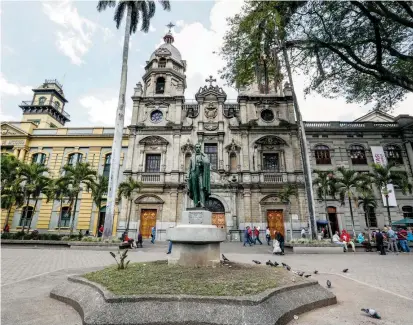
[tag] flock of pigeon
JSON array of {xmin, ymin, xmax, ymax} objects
[{"xmin": 220, "ymin": 254, "xmax": 381, "ymax": 320}]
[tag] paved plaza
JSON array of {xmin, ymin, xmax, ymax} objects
[{"xmin": 1, "ymin": 243, "xmax": 412, "ymax": 325}]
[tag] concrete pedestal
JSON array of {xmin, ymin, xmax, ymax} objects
[{"xmin": 166, "ymin": 209, "xmax": 226, "ymax": 267}]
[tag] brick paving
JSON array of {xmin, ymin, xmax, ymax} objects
[{"xmin": 1, "ymin": 243, "xmax": 412, "ymax": 325}]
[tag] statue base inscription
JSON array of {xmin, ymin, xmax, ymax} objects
[{"xmin": 166, "ymin": 209, "xmax": 226, "ymax": 267}]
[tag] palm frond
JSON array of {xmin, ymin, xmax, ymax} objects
[
  {"xmin": 139, "ymin": 1, "xmax": 150, "ymax": 32},
  {"xmin": 97, "ymin": 0, "xmax": 116, "ymax": 12},
  {"xmin": 114, "ymin": 1, "xmax": 127, "ymax": 29}
]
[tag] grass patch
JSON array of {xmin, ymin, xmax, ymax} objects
[{"xmin": 83, "ymin": 260, "xmax": 295, "ymax": 296}]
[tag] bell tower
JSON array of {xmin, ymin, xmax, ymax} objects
[
  {"xmin": 19, "ymin": 79, "xmax": 70, "ymax": 128},
  {"xmin": 142, "ymin": 23, "xmax": 187, "ymax": 97}
]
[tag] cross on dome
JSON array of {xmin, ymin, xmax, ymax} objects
[
  {"xmin": 166, "ymin": 22, "xmax": 175, "ymax": 31},
  {"xmin": 205, "ymin": 75, "xmax": 216, "ymax": 87}
]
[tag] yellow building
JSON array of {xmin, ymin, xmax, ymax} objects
[{"xmin": 1, "ymin": 79, "xmax": 129, "ymax": 235}]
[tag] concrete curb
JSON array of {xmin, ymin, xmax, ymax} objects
[{"xmin": 50, "ymin": 274, "xmax": 336, "ymax": 325}]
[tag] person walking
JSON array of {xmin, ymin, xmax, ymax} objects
[
  {"xmin": 272, "ymin": 231, "xmax": 282, "ymax": 255},
  {"xmin": 375, "ymin": 230, "xmax": 386, "ymax": 255},
  {"xmin": 276, "ymin": 231, "xmax": 285, "ymax": 255},
  {"xmin": 265, "ymin": 227, "xmax": 271, "ymax": 245},
  {"xmin": 247, "ymin": 226, "xmax": 254, "ymax": 245},
  {"xmin": 243, "ymin": 226, "xmax": 252, "ymax": 247},
  {"xmin": 151, "ymin": 226, "xmax": 156, "ymax": 244},
  {"xmin": 254, "ymin": 226, "xmax": 263, "ymax": 245},
  {"xmin": 387, "ymin": 227, "xmax": 399, "ymax": 253},
  {"xmin": 137, "ymin": 232, "xmax": 143, "ymax": 248}
]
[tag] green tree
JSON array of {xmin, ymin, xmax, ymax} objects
[
  {"xmin": 278, "ymin": 184, "xmax": 298, "ymax": 241},
  {"xmin": 18, "ymin": 162, "xmax": 50, "ymax": 233},
  {"xmin": 60, "ymin": 162, "xmax": 96, "ymax": 235},
  {"xmin": 313, "ymin": 170, "xmax": 337, "ymax": 242},
  {"xmin": 97, "ymin": 0, "xmax": 171, "ymax": 239},
  {"xmin": 357, "ymin": 187, "xmax": 377, "ymax": 242},
  {"xmin": 44, "ymin": 177, "xmax": 74, "ymax": 234},
  {"xmin": 334, "ymin": 166, "xmax": 366, "ymax": 237},
  {"xmin": 220, "ymin": 1, "xmax": 413, "ymax": 110},
  {"xmin": 89, "ymin": 175, "xmax": 109, "ymax": 235},
  {"xmin": 117, "ymin": 176, "xmax": 142, "ymax": 233},
  {"xmin": 369, "ymin": 162, "xmax": 412, "ymax": 226}
]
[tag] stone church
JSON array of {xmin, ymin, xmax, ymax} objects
[
  {"xmin": 120, "ymin": 30, "xmax": 308, "ymax": 240},
  {"xmin": 2, "ymin": 29, "xmax": 412, "ymax": 240}
]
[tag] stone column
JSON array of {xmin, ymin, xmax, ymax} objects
[
  {"xmin": 18, "ymin": 148, "xmax": 27, "ymax": 161},
  {"xmin": 161, "ymin": 148, "xmax": 167, "ymax": 172},
  {"xmin": 218, "ymin": 140, "xmax": 224, "ymax": 170},
  {"xmin": 125, "ymin": 133, "xmax": 136, "ymax": 171},
  {"xmin": 405, "ymin": 141, "xmax": 413, "ymax": 176},
  {"xmin": 241, "ymin": 132, "xmax": 249, "ymax": 171},
  {"xmin": 175, "ymin": 100, "xmax": 182, "ymax": 124},
  {"xmin": 13, "ymin": 148, "xmax": 20, "ymax": 158},
  {"xmin": 239, "ymin": 100, "xmax": 247, "ymax": 124},
  {"xmin": 138, "ymin": 145, "xmax": 145, "ymax": 172},
  {"xmin": 172, "ymin": 133, "xmax": 180, "ymax": 171},
  {"xmin": 243, "ymin": 189, "xmax": 252, "ymax": 228}
]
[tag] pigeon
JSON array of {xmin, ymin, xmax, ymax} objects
[
  {"xmin": 361, "ymin": 308, "xmax": 381, "ymax": 319},
  {"xmin": 281, "ymin": 262, "xmax": 287, "ymax": 267},
  {"xmin": 304, "ymin": 274, "xmax": 311, "ymax": 278},
  {"xmin": 343, "ymin": 268, "xmax": 349, "ymax": 273},
  {"xmin": 326, "ymin": 280, "xmax": 331, "ymax": 288},
  {"xmin": 273, "ymin": 261, "xmax": 279, "ymax": 267},
  {"xmin": 222, "ymin": 254, "xmax": 230, "ymax": 262},
  {"xmin": 286, "ymin": 265, "xmax": 291, "ymax": 271},
  {"xmin": 314, "ymin": 270, "xmax": 318, "ymax": 274},
  {"xmin": 298, "ymin": 271, "xmax": 304, "ymax": 277},
  {"xmin": 266, "ymin": 260, "xmax": 275, "ymax": 266},
  {"xmin": 252, "ymin": 260, "xmax": 261, "ymax": 264}
]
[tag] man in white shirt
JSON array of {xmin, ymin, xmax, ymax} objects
[{"xmin": 332, "ymin": 231, "xmax": 347, "ymax": 251}]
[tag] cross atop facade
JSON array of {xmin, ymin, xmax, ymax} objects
[
  {"xmin": 166, "ymin": 22, "xmax": 175, "ymax": 31},
  {"xmin": 205, "ymin": 75, "xmax": 216, "ymax": 87}
]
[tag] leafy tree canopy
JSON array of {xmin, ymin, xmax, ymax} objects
[{"xmin": 219, "ymin": 1, "xmax": 413, "ymax": 110}]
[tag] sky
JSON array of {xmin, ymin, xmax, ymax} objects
[{"xmin": 1, "ymin": 0, "xmax": 412, "ymax": 127}]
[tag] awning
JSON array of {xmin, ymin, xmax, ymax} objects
[
  {"xmin": 316, "ymin": 220, "xmax": 329, "ymax": 225},
  {"xmin": 392, "ymin": 218, "xmax": 413, "ymax": 226}
]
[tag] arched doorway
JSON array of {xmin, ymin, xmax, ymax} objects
[
  {"xmin": 327, "ymin": 206, "xmax": 339, "ymax": 235},
  {"xmin": 205, "ymin": 198, "xmax": 225, "ymax": 229}
]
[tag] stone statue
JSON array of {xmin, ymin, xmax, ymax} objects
[{"xmin": 187, "ymin": 143, "xmax": 211, "ymax": 207}]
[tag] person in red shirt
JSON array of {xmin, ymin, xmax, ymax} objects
[
  {"xmin": 253, "ymin": 226, "xmax": 263, "ymax": 245},
  {"xmin": 340, "ymin": 229, "xmax": 356, "ymax": 252},
  {"xmin": 98, "ymin": 225, "xmax": 104, "ymax": 237},
  {"xmin": 398, "ymin": 228, "xmax": 410, "ymax": 252}
]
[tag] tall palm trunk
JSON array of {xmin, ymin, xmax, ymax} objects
[
  {"xmin": 4, "ymin": 206, "xmax": 12, "ymax": 230},
  {"xmin": 385, "ymin": 194, "xmax": 392, "ymax": 226},
  {"xmin": 27, "ymin": 196, "xmax": 39, "ymax": 233},
  {"xmin": 95, "ymin": 202, "xmax": 102, "ymax": 236},
  {"xmin": 287, "ymin": 202, "xmax": 293, "ymax": 241},
  {"xmin": 324, "ymin": 196, "xmax": 333, "ymax": 243},
  {"xmin": 103, "ymin": 5, "xmax": 132, "ymax": 239},
  {"xmin": 125, "ymin": 199, "xmax": 133, "ymax": 233},
  {"xmin": 348, "ymin": 196, "xmax": 356, "ymax": 237},
  {"xmin": 21, "ymin": 195, "xmax": 30, "ymax": 233},
  {"xmin": 69, "ymin": 193, "xmax": 79, "ymax": 235},
  {"xmin": 365, "ymin": 208, "xmax": 371, "ymax": 243},
  {"xmin": 280, "ymin": 39, "xmax": 317, "ymax": 239},
  {"xmin": 57, "ymin": 198, "xmax": 63, "ymax": 235}
]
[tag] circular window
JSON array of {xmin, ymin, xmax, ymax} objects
[
  {"xmin": 150, "ymin": 110, "xmax": 163, "ymax": 123},
  {"xmin": 261, "ymin": 109, "xmax": 274, "ymax": 122}
]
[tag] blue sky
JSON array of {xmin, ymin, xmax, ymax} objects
[{"xmin": 1, "ymin": 0, "xmax": 412, "ymax": 127}]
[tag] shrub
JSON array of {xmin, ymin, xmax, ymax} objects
[
  {"xmin": 110, "ymin": 250, "xmax": 130, "ymax": 270},
  {"xmin": 61, "ymin": 236, "xmax": 70, "ymax": 241},
  {"xmin": 1, "ymin": 233, "xmax": 14, "ymax": 239}
]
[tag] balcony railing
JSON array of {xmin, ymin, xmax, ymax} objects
[
  {"xmin": 20, "ymin": 100, "xmax": 71, "ymax": 119},
  {"xmin": 304, "ymin": 121, "xmax": 399, "ymax": 129},
  {"xmin": 140, "ymin": 173, "xmax": 162, "ymax": 183},
  {"xmin": 262, "ymin": 173, "xmax": 285, "ymax": 183}
]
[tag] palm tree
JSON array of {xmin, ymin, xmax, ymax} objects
[
  {"xmin": 44, "ymin": 177, "xmax": 74, "ymax": 234},
  {"xmin": 370, "ymin": 163, "xmax": 412, "ymax": 226},
  {"xmin": 117, "ymin": 176, "xmax": 142, "ymax": 233},
  {"xmin": 96, "ymin": 0, "xmax": 171, "ymax": 239},
  {"xmin": 357, "ymin": 187, "xmax": 377, "ymax": 242},
  {"xmin": 89, "ymin": 175, "xmax": 109, "ymax": 235},
  {"xmin": 335, "ymin": 166, "xmax": 365, "ymax": 237},
  {"xmin": 278, "ymin": 184, "xmax": 298, "ymax": 241},
  {"xmin": 1, "ymin": 178, "xmax": 24, "ymax": 230},
  {"xmin": 19, "ymin": 162, "xmax": 50, "ymax": 233},
  {"xmin": 60, "ymin": 162, "xmax": 96, "ymax": 235},
  {"xmin": 313, "ymin": 170, "xmax": 337, "ymax": 242}
]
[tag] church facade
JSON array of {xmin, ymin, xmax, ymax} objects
[{"xmin": 1, "ymin": 30, "xmax": 413, "ymax": 240}]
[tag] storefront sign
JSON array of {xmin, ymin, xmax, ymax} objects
[{"xmin": 1, "ymin": 139, "xmax": 25, "ymax": 146}]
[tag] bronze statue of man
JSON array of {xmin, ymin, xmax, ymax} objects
[{"xmin": 187, "ymin": 143, "xmax": 211, "ymax": 207}]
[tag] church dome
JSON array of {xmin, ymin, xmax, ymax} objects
[{"xmin": 149, "ymin": 29, "xmax": 183, "ymax": 65}]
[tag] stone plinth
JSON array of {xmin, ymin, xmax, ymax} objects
[{"xmin": 166, "ymin": 209, "xmax": 226, "ymax": 267}]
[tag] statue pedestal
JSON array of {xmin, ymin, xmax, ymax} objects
[{"xmin": 166, "ymin": 209, "xmax": 227, "ymax": 267}]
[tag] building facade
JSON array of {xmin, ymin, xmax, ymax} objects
[{"xmin": 2, "ymin": 31, "xmax": 413, "ymax": 239}]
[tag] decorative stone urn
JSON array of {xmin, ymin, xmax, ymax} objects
[{"xmin": 166, "ymin": 208, "xmax": 226, "ymax": 267}]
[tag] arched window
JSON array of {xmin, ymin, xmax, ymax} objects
[
  {"xmin": 32, "ymin": 153, "xmax": 47, "ymax": 165},
  {"xmin": 230, "ymin": 153, "xmax": 237, "ymax": 172},
  {"xmin": 364, "ymin": 207, "xmax": 377, "ymax": 228},
  {"xmin": 205, "ymin": 198, "xmax": 225, "ymax": 213},
  {"xmin": 155, "ymin": 77, "xmax": 165, "ymax": 94},
  {"xmin": 54, "ymin": 101, "xmax": 61, "ymax": 110},
  {"xmin": 349, "ymin": 145, "xmax": 367, "ymax": 165},
  {"xmin": 59, "ymin": 206, "xmax": 71, "ymax": 227},
  {"xmin": 314, "ymin": 145, "xmax": 331, "ymax": 164},
  {"xmin": 103, "ymin": 153, "xmax": 111, "ymax": 177},
  {"xmin": 38, "ymin": 96, "xmax": 46, "ymax": 105},
  {"xmin": 20, "ymin": 206, "xmax": 34, "ymax": 227},
  {"xmin": 184, "ymin": 153, "xmax": 191, "ymax": 172},
  {"xmin": 68, "ymin": 153, "xmax": 83, "ymax": 166},
  {"xmin": 384, "ymin": 145, "xmax": 403, "ymax": 164},
  {"xmin": 158, "ymin": 58, "xmax": 166, "ymax": 68},
  {"xmin": 402, "ymin": 206, "xmax": 413, "ymax": 219}
]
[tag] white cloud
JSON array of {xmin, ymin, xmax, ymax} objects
[
  {"xmin": 149, "ymin": 25, "xmax": 156, "ymax": 32},
  {"xmin": 0, "ymin": 113, "xmax": 18, "ymax": 122},
  {"xmin": 166, "ymin": 0, "xmax": 411, "ymax": 121},
  {"xmin": 0, "ymin": 74, "xmax": 32, "ymax": 97},
  {"xmin": 79, "ymin": 95, "xmax": 132, "ymax": 126},
  {"xmin": 42, "ymin": 1, "xmax": 97, "ymax": 65}
]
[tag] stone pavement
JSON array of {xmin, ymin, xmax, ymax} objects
[{"xmin": 1, "ymin": 243, "xmax": 412, "ymax": 325}]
